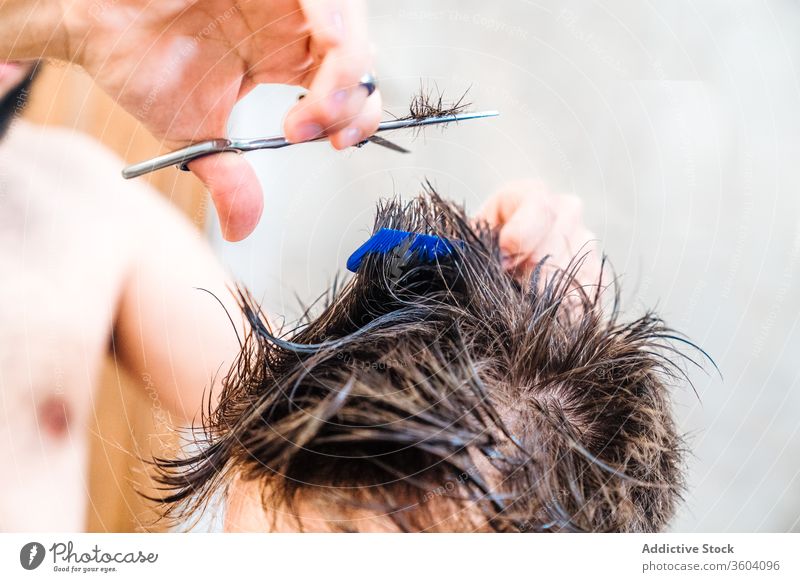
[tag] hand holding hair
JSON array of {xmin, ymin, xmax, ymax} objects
[
  {"xmin": 0, "ymin": 0, "xmax": 381, "ymax": 241},
  {"xmin": 479, "ymin": 180, "xmax": 601, "ymax": 287}
]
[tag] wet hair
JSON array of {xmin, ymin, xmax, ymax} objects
[
  {"xmin": 0, "ymin": 64, "xmax": 38, "ymax": 139},
  {"xmin": 401, "ymin": 85, "xmax": 470, "ymax": 121},
  {"xmin": 153, "ymin": 186, "xmax": 703, "ymax": 532}
]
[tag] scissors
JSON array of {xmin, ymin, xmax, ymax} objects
[{"xmin": 121, "ymin": 110, "xmax": 499, "ymax": 179}]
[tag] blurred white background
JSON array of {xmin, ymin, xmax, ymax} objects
[{"xmin": 207, "ymin": 0, "xmax": 800, "ymax": 532}]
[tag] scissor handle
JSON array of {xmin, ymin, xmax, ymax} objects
[{"xmin": 121, "ymin": 139, "xmax": 235, "ymax": 179}]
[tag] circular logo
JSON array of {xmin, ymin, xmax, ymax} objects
[{"xmin": 19, "ymin": 542, "xmax": 46, "ymax": 570}]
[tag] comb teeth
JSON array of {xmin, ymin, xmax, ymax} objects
[{"xmin": 346, "ymin": 228, "xmax": 457, "ymax": 273}]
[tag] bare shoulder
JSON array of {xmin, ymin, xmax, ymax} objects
[{"xmin": 5, "ymin": 121, "xmax": 206, "ymax": 247}]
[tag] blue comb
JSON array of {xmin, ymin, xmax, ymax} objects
[{"xmin": 346, "ymin": 228, "xmax": 459, "ymax": 273}]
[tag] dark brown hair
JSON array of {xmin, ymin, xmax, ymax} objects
[
  {"xmin": 0, "ymin": 63, "xmax": 39, "ymax": 139},
  {"xmin": 154, "ymin": 186, "xmax": 702, "ymax": 532}
]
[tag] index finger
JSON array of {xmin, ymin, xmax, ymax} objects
[
  {"xmin": 299, "ymin": 0, "xmax": 368, "ymax": 49},
  {"xmin": 285, "ymin": 0, "xmax": 374, "ymax": 143}
]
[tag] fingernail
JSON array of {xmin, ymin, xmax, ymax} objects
[
  {"xmin": 343, "ymin": 127, "xmax": 362, "ymax": 147},
  {"xmin": 331, "ymin": 11, "xmax": 345, "ymax": 39},
  {"xmin": 293, "ymin": 122, "xmax": 323, "ymax": 142}
]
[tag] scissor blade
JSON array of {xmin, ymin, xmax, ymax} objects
[
  {"xmin": 367, "ymin": 134, "xmax": 411, "ymax": 154},
  {"xmin": 375, "ymin": 110, "xmax": 500, "ymax": 134}
]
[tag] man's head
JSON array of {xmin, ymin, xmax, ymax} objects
[
  {"xmin": 0, "ymin": 61, "xmax": 37, "ymax": 139},
  {"xmin": 156, "ymin": 189, "xmax": 696, "ymax": 532}
]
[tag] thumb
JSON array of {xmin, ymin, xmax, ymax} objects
[{"xmin": 187, "ymin": 152, "xmax": 264, "ymax": 242}]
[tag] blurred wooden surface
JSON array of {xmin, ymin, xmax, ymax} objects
[
  {"xmin": 24, "ymin": 63, "xmax": 208, "ymax": 228},
  {"xmin": 85, "ymin": 360, "xmax": 177, "ymax": 532},
  {"xmin": 24, "ymin": 63, "xmax": 208, "ymax": 532}
]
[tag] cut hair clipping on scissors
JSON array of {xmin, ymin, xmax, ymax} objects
[{"xmin": 121, "ymin": 85, "xmax": 497, "ymax": 179}]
